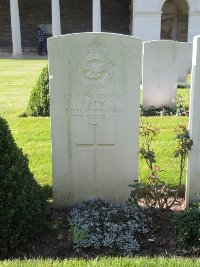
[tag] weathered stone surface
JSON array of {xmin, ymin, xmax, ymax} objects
[
  {"xmin": 48, "ymin": 33, "xmax": 141, "ymax": 207},
  {"xmin": 187, "ymin": 42, "xmax": 193, "ymax": 74},
  {"xmin": 178, "ymin": 42, "xmax": 192, "ymax": 82},
  {"xmin": 186, "ymin": 35, "xmax": 200, "ymax": 205},
  {"xmin": 142, "ymin": 40, "xmax": 179, "ymax": 108}
]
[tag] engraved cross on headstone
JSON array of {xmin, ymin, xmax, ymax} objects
[
  {"xmin": 153, "ymin": 46, "xmax": 169, "ymax": 89},
  {"xmin": 153, "ymin": 61, "xmax": 168, "ymax": 89},
  {"xmin": 76, "ymin": 124, "xmax": 115, "ymax": 150},
  {"xmin": 76, "ymin": 123, "xmax": 115, "ymax": 188}
]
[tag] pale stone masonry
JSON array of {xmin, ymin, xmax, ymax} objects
[
  {"xmin": 178, "ymin": 42, "xmax": 191, "ymax": 82},
  {"xmin": 93, "ymin": 0, "xmax": 101, "ymax": 32},
  {"xmin": 48, "ymin": 33, "xmax": 141, "ymax": 207},
  {"xmin": 10, "ymin": 0, "xmax": 22, "ymax": 56},
  {"xmin": 186, "ymin": 35, "xmax": 200, "ymax": 206},
  {"xmin": 0, "ymin": 0, "xmax": 130, "ymax": 55},
  {"xmin": 52, "ymin": 0, "xmax": 61, "ymax": 37},
  {"xmin": 3, "ymin": 1, "xmax": 200, "ymax": 56}
]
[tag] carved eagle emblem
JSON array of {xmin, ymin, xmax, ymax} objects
[{"xmin": 76, "ymin": 41, "xmax": 115, "ymax": 87}]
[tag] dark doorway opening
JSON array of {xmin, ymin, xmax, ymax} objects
[{"xmin": 161, "ymin": 0, "xmax": 189, "ymax": 42}]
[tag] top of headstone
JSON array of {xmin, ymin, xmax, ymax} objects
[
  {"xmin": 48, "ymin": 32, "xmax": 141, "ymax": 43},
  {"xmin": 144, "ymin": 40, "xmax": 180, "ymax": 44}
]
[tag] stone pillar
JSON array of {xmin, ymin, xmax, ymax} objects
[
  {"xmin": 10, "ymin": 0, "xmax": 22, "ymax": 56},
  {"xmin": 93, "ymin": 0, "xmax": 101, "ymax": 32},
  {"xmin": 186, "ymin": 35, "xmax": 200, "ymax": 207},
  {"xmin": 130, "ymin": 0, "xmax": 134, "ymax": 35},
  {"xmin": 52, "ymin": 0, "xmax": 61, "ymax": 36},
  {"xmin": 188, "ymin": 11, "xmax": 200, "ymax": 42}
]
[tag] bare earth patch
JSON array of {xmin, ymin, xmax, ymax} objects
[{"xmin": 6, "ymin": 199, "xmax": 200, "ymax": 260}]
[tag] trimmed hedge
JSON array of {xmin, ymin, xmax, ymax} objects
[
  {"xmin": 0, "ymin": 116, "xmax": 46, "ymax": 255},
  {"xmin": 26, "ymin": 65, "xmax": 49, "ymax": 116},
  {"xmin": 172, "ymin": 203, "xmax": 200, "ymax": 248}
]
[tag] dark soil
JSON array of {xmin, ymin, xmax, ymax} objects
[{"xmin": 6, "ymin": 198, "xmax": 200, "ymax": 260}]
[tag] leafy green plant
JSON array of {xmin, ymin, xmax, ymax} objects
[
  {"xmin": 0, "ymin": 116, "xmax": 46, "ymax": 255},
  {"xmin": 129, "ymin": 167, "xmax": 176, "ymax": 208},
  {"xmin": 129, "ymin": 123, "xmax": 176, "ymax": 208},
  {"xmin": 172, "ymin": 203, "xmax": 200, "ymax": 248},
  {"xmin": 177, "ymin": 80, "xmax": 191, "ymax": 89},
  {"xmin": 129, "ymin": 123, "xmax": 193, "ymax": 208},
  {"xmin": 139, "ymin": 123, "xmax": 159, "ymax": 172},
  {"xmin": 141, "ymin": 106, "xmax": 176, "ymax": 117},
  {"xmin": 26, "ymin": 65, "xmax": 49, "ymax": 116},
  {"xmin": 68, "ymin": 217, "xmax": 88, "ymax": 245},
  {"xmin": 174, "ymin": 125, "xmax": 193, "ymax": 192},
  {"xmin": 175, "ymin": 95, "xmax": 189, "ymax": 116}
]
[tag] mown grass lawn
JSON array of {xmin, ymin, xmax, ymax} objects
[
  {"xmin": 0, "ymin": 59, "xmax": 51, "ymax": 186},
  {"xmin": 140, "ymin": 115, "xmax": 189, "ymax": 186},
  {"xmin": 0, "ymin": 59, "xmax": 193, "ymax": 265},
  {"xmin": 0, "ymin": 59, "xmax": 190, "ymax": 187},
  {"xmin": 1, "ymin": 257, "xmax": 200, "ymax": 267}
]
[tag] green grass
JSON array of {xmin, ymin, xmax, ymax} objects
[
  {"xmin": 0, "ymin": 59, "xmax": 47, "ymax": 117},
  {"xmin": 178, "ymin": 88, "xmax": 190, "ymax": 103},
  {"xmin": 0, "ymin": 59, "xmax": 51, "ymax": 186},
  {"xmin": 0, "ymin": 59, "xmax": 190, "ymax": 188},
  {"xmin": 139, "ymin": 116, "xmax": 188, "ymax": 186},
  {"xmin": 0, "ymin": 61, "xmax": 194, "ymax": 266},
  {"xmin": 1, "ymin": 257, "xmax": 200, "ymax": 267}
]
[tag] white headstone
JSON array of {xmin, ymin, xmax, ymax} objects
[
  {"xmin": 187, "ymin": 42, "xmax": 193, "ymax": 74},
  {"xmin": 48, "ymin": 33, "xmax": 142, "ymax": 207},
  {"xmin": 178, "ymin": 42, "xmax": 191, "ymax": 82},
  {"xmin": 142, "ymin": 40, "xmax": 179, "ymax": 109},
  {"xmin": 186, "ymin": 36, "xmax": 200, "ymax": 206}
]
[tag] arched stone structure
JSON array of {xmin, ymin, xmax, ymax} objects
[
  {"xmin": 18, "ymin": 0, "xmax": 51, "ymax": 52},
  {"xmin": 3, "ymin": 0, "xmax": 200, "ymax": 55},
  {"xmin": 161, "ymin": 0, "xmax": 189, "ymax": 42}
]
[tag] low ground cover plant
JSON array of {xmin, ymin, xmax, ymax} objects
[
  {"xmin": 0, "ymin": 116, "xmax": 46, "ymax": 256},
  {"xmin": 178, "ymin": 75, "xmax": 191, "ymax": 89},
  {"xmin": 172, "ymin": 202, "xmax": 200, "ymax": 248},
  {"xmin": 69, "ymin": 198, "xmax": 152, "ymax": 256}
]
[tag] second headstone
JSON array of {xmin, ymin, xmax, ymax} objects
[{"xmin": 142, "ymin": 40, "xmax": 179, "ymax": 109}]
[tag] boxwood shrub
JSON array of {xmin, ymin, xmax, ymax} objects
[
  {"xmin": 172, "ymin": 203, "xmax": 200, "ymax": 248},
  {"xmin": 0, "ymin": 116, "xmax": 46, "ymax": 256},
  {"xmin": 26, "ymin": 65, "xmax": 49, "ymax": 116}
]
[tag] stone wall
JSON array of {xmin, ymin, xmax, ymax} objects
[
  {"xmin": 0, "ymin": 1, "xmax": 12, "ymax": 48},
  {"xmin": 19, "ymin": 0, "xmax": 51, "ymax": 49},
  {"xmin": 60, "ymin": 0, "xmax": 131, "ymax": 35},
  {"xmin": 60, "ymin": 0, "xmax": 92, "ymax": 34},
  {"xmin": 0, "ymin": 0, "xmax": 131, "ymax": 50},
  {"xmin": 102, "ymin": 0, "xmax": 131, "ymax": 35}
]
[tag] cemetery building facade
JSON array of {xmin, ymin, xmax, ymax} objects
[{"xmin": 1, "ymin": 0, "xmax": 200, "ymax": 56}]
